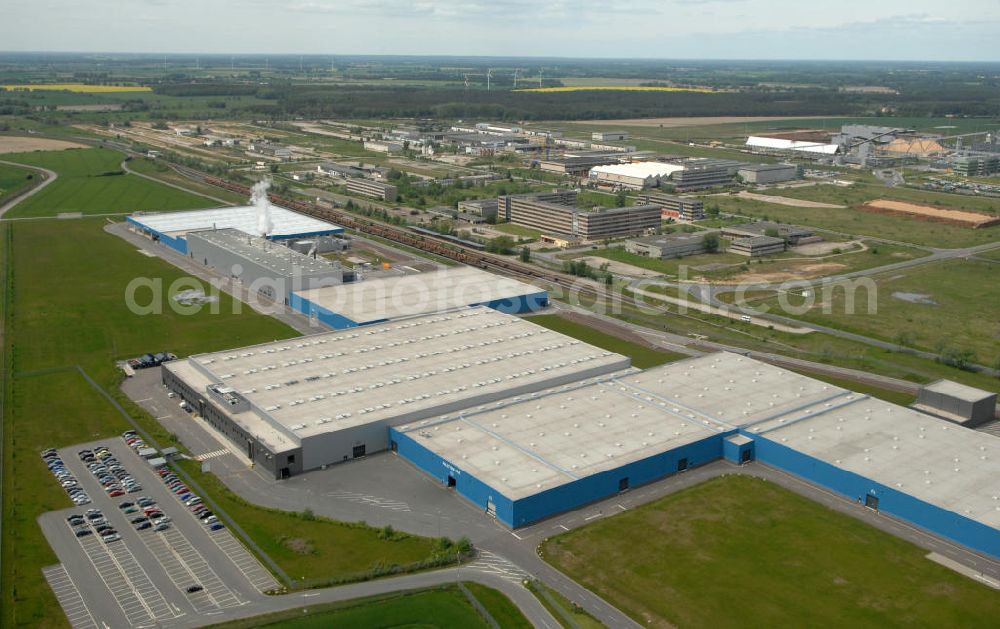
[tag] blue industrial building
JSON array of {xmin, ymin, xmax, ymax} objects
[
  {"xmin": 391, "ymin": 353, "xmax": 1000, "ymax": 560},
  {"xmin": 127, "ymin": 206, "xmax": 343, "ymax": 255},
  {"xmin": 290, "ymin": 266, "xmax": 548, "ymax": 330}
]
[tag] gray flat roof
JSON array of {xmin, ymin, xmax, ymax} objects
[
  {"xmin": 629, "ymin": 231, "xmax": 713, "ymax": 245},
  {"xmin": 400, "ymin": 353, "xmax": 845, "ymax": 499},
  {"xmin": 293, "ymin": 267, "xmax": 546, "ymax": 324},
  {"xmin": 755, "ymin": 396, "xmax": 1000, "ymax": 530},
  {"xmin": 399, "ymin": 373, "xmax": 724, "ymax": 500},
  {"xmin": 168, "ymin": 307, "xmax": 630, "ymax": 446},
  {"xmin": 922, "ymin": 380, "xmax": 997, "ymax": 403},
  {"xmin": 131, "ymin": 206, "xmax": 342, "ymax": 238},
  {"xmin": 738, "ymin": 163, "xmax": 797, "ymax": 172},
  {"xmin": 187, "ymin": 228, "xmax": 342, "ymax": 277}
]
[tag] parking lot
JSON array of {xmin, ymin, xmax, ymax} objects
[{"xmin": 38, "ymin": 438, "xmax": 279, "ymax": 628}]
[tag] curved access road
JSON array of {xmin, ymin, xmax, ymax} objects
[{"xmin": 0, "ymin": 159, "xmax": 57, "ymax": 218}]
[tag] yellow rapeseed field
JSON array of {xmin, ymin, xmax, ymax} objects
[
  {"xmin": 1, "ymin": 83, "xmax": 151, "ymax": 93},
  {"xmin": 514, "ymin": 86, "xmax": 715, "ymax": 94}
]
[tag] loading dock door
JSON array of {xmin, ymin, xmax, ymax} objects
[
  {"xmin": 618, "ymin": 477, "xmax": 630, "ymax": 492},
  {"xmin": 865, "ymin": 495, "xmax": 879, "ymax": 511},
  {"xmin": 741, "ymin": 449, "xmax": 753, "ymax": 464},
  {"xmin": 677, "ymin": 458, "xmax": 689, "ymax": 472},
  {"xmin": 352, "ymin": 444, "xmax": 366, "ymax": 459},
  {"xmin": 486, "ymin": 499, "xmax": 496, "ymax": 517},
  {"xmin": 447, "ymin": 475, "xmax": 456, "ymax": 488}
]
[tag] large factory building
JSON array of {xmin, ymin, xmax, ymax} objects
[
  {"xmin": 186, "ymin": 228, "xmax": 346, "ymax": 303},
  {"xmin": 127, "ymin": 205, "xmax": 343, "ymax": 255},
  {"xmin": 163, "ymin": 308, "xmax": 630, "ymax": 478},
  {"xmin": 392, "ymin": 352, "xmax": 1000, "ymax": 560},
  {"xmin": 289, "ymin": 267, "xmax": 548, "ymax": 329}
]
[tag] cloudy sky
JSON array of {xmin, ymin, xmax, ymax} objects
[{"xmin": 3, "ymin": 0, "xmax": 999, "ymax": 61}]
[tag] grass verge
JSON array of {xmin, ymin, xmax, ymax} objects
[
  {"xmin": 207, "ymin": 584, "xmax": 513, "ymax": 628},
  {"xmin": 525, "ymin": 580, "xmax": 604, "ymax": 629},
  {"xmin": 525, "ymin": 313, "xmax": 686, "ymax": 368}
]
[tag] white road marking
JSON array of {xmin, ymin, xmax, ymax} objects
[{"xmin": 584, "ymin": 513, "xmax": 602, "ymax": 521}]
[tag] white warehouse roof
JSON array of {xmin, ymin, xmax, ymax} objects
[
  {"xmin": 130, "ymin": 205, "xmax": 342, "ymax": 238},
  {"xmin": 165, "ymin": 307, "xmax": 631, "ymax": 451},
  {"xmin": 589, "ymin": 162, "xmax": 686, "ymax": 179},
  {"xmin": 293, "ymin": 267, "xmax": 546, "ymax": 326},
  {"xmin": 746, "ymin": 136, "xmax": 840, "ymax": 155}
]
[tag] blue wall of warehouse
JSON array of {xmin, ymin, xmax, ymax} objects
[
  {"xmin": 289, "ymin": 289, "xmax": 549, "ymax": 331},
  {"xmin": 392, "ymin": 426, "xmax": 726, "ymax": 529},
  {"xmin": 389, "ymin": 428, "xmax": 515, "ymax": 526},
  {"xmin": 753, "ymin": 433, "xmax": 1000, "ymax": 560},
  {"xmin": 473, "ymin": 291, "xmax": 549, "ymax": 315},
  {"xmin": 288, "ymin": 292, "xmax": 363, "ymax": 329},
  {"xmin": 511, "ymin": 433, "xmax": 725, "ymax": 527},
  {"xmin": 723, "ymin": 438, "xmax": 754, "ymax": 464},
  {"xmin": 127, "ymin": 218, "xmax": 189, "ymax": 254}
]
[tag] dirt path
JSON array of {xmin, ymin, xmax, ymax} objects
[
  {"xmin": 0, "ymin": 159, "xmax": 57, "ymax": 218},
  {"xmin": 737, "ymin": 191, "xmax": 846, "ymax": 208}
]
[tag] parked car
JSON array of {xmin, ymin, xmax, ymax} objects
[
  {"xmin": 209, "ymin": 523, "xmax": 225, "ymax": 531},
  {"xmin": 185, "ymin": 585, "xmax": 203, "ymax": 593},
  {"xmin": 102, "ymin": 533, "xmax": 121, "ymax": 543},
  {"xmin": 154, "ymin": 522, "xmax": 170, "ymax": 532},
  {"xmin": 74, "ymin": 528, "xmax": 92, "ymax": 537},
  {"xmin": 135, "ymin": 521, "xmax": 152, "ymax": 531}
]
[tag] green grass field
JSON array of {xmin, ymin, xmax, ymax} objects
[
  {"xmin": 208, "ymin": 584, "xmax": 521, "ymax": 628},
  {"xmin": 569, "ymin": 241, "xmax": 926, "ymax": 282},
  {"xmin": 125, "ymin": 157, "xmax": 249, "ymax": 204},
  {"xmin": 1, "ymin": 148, "xmax": 211, "ymax": 217},
  {"xmin": 525, "ymin": 580, "xmax": 604, "ymax": 629},
  {"xmin": 707, "ymin": 194, "xmax": 995, "ymax": 249},
  {"xmin": 542, "ymin": 475, "xmax": 1000, "ymax": 629},
  {"xmin": 491, "ymin": 222, "xmax": 545, "ymax": 238},
  {"xmin": 0, "ymin": 163, "xmax": 38, "ymax": 203},
  {"xmin": 758, "ymin": 258, "xmax": 999, "ymax": 363},
  {"xmin": 524, "ymin": 313, "xmax": 685, "ymax": 368}
]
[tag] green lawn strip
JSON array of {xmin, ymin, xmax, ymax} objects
[
  {"xmin": 524, "ymin": 313, "xmax": 685, "ymax": 369},
  {"xmin": 1, "ymin": 147, "xmax": 212, "ymax": 217},
  {"xmin": 206, "ymin": 585, "xmax": 493, "ymax": 629},
  {"xmin": 176, "ymin": 459, "xmax": 465, "ymax": 588},
  {"xmin": 463, "ymin": 582, "xmax": 533, "ymax": 629},
  {"xmin": 542, "ymin": 475, "xmax": 1000, "ymax": 629},
  {"xmin": 524, "ymin": 580, "xmax": 604, "ymax": 629},
  {"xmin": 491, "ymin": 222, "xmax": 545, "ymax": 238},
  {"xmin": 785, "ymin": 369, "xmax": 917, "ymax": 406}
]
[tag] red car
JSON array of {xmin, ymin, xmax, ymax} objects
[{"xmin": 108, "ymin": 489, "xmax": 125, "ymax": 497}]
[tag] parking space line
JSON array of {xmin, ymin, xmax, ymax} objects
[
  {"xmin": 208, "ymin": 529, "xmax": 280, "ymax": 593},
  {"xmin": 74, "ymin": 528, "xmax": 154, "ymax": 627},
  {"xmin": 43, "ymin": 565, "xmax": 99, "ymax": 629}
]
